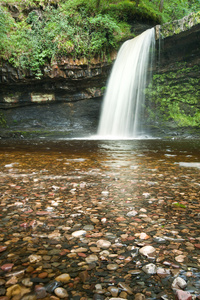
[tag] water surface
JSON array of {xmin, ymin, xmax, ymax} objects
[{"xmin": 0, "ymin": 138, "xmax": 199, "ymax": 299}]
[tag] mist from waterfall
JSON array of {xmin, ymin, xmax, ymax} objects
[{"xmin": 97, "ymin": 28, "xmax": 155, "ymax": 139}]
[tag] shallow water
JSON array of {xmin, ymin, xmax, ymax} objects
[{"xmin": 0, "ymin": 138, "xmax": 199, "ymax": 299}]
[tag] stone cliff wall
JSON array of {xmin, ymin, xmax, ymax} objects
[
  {"xmin": 145, "ymin": 15, "xmax": 200, "ymax": 136},
  {"xmin": 0, "ymin": 55, "xmax": 117, "ymax": 108}
]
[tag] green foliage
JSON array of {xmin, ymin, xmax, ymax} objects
[
  {"xmin": 0, "ymin": 0, "xmax": 199, "ymax": 77},
  {"xmin": 161, "ymin": 0, "xmax": 200, "ymax": 22},
  {"xmin": 0, "ymin": 112, "xmax": 7, "ymax": 127},
  {"xmin": 172, "ymin": 202, "xmax": 187, "ymax": 208},
  {"xmin": 145, "ymin": 63, "xmax": 200, "ymax": 128},
  {"xmin": 102, "ymin": 1, "xmax": 161, "ymax": 23}
]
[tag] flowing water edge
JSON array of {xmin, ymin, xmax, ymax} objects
[{"xmin": 0, "ymin": 138, "xmax": 199, "ymax": 299}]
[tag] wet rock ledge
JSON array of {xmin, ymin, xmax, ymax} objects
[{"xmin": 0, "ymin": 54, "xmax": 117, "ymax": 108}]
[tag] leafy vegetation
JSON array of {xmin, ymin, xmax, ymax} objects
[
  {"xmin": 0, "ymin": 0, "xmax": 200, "ymax": 78},
  {"xmin": 145, "ymin": 63, "xmax": 200, "ymax": 127}
]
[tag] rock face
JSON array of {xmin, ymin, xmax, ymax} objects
[
  {"xmin": 0, "ymin": 57, "xmax": 115, "ymax": 107},
  {"xmin": 0, "ymin": 57, "xmax": 116, "ymax": 138},
  {"xmin": 145, "ymin": 18, "xmax": 200, "ymax": 136}
]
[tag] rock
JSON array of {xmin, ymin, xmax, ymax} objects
[
  {"xmin": 21, "ymin": 294, "xmax": 37, "ymax": 300},
  {"xmin": 107, "ymin": 286, "xmax": 119, "ymax": 297},
  {"xmin": 54, "ymin": 287, "xmax": 69, "ymax": 298},
  {"xmin": 85, "ymin": 254, "xmax": 98, "ymax": 264},
  {"xmin": 45, "ymin": 281, "xmax": 61, "ymax": 293},
  {"xmin": 90, "ymin": 218, "xmax": 100, "ymax": 224},
  {"xmin": 0, "ymin": 288, "xmax": 6, "ymax": 296},
  {"xmin": 175, "ymin": 255, "xmax": 186, "ymax": 262},
  {"xmin": 79, "ymin": 270, "xmax": 89, "ymax": 283},
  {"xmin": 83, "ymin": 225, "xmax": 94, "ymax": 231},
  {"xmin": 90, "ymin": 247, "xmax": 101, "ymax": 253},
  {"xmin": 93, "ymin": 294, "xmax": 105, "ymax": 300},
  {"xmin": 172, "ymin": 277, "xmax": 187, "ymax": 290},
  {"xmin": 35, "ymin": 285, "xmax": 47, "ymax": 298},
  {"xmin": 117, "ymin": 282, "xmax": 133, "ymax": 295},
  {"xmin": 134, "ymin": 293, "xmax": 146, "ymax": 300},
  {"xmin": 96, "ymin": 240, "xmax": 111, "ymax": 249},
  {"xmin": 22, "ymin": 278, "xmax": 33, "ymax": 287},
  {"xmin": 72, "ymin": 247, "xmax": 88, "ymax": 253},
  {"xmin": 157, "ymin": 267, "xmax": 171, "ymax": 278},
  {"xmin": 138, "ymin": 232, "xmax": 150, "ymax": 240},
  {"xmin": 127, "ymin": 210, "xmax": 138, "ymax": 217},
  {"xmin": 6, "ymin": 284, "xmax": 30, "ymax": 298},
  {"xmin": 142, "ymin": 263, "xmax": 157, "ymax": 274},
  {"xmin": 72, "ymin": 230, "xmax": 86, "ymax": 238},
  {"xmin": 0, "ymin": 280, "xmax": 5, "ymax": 286},
  {"xmin": 0, "ymin": 247, "xmax": 7, "ymax": 253},
  {"xmin": 6, "ymin": 276, "xmax": 18, "ymax": 285},
  {"xmin": 55, "ymin": 274, "xmax": 71, "ymax": 283},
  {"xmin": 153, "ymin": 237, "xmax": 167, "ymax": 244},
  {"xmin": 176, "ymin": 290, "xmax": 192, "ymax": 300},
  {"xmin": 1, "ymin": 264, "xmax": 14, "ymax": 272},
  {"xmin": 107, "ymin": 264, "xmax": 119, "ymax": 271},
  {"xmin": 109, "ymin": 299, "xmax": 126, "ymax": 300},
  {"xmin": 139, "ymin": 245, "xmax": 156, "ymax": 257},
  {"xmin": 28, "ymin": 255, "xmax": 42, "ymax": 263}
]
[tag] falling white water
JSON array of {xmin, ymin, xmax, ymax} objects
[{"xmin": 97, "ymin": 28, "xmax": 155, "ymax": 138}]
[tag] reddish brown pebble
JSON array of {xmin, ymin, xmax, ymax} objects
[
  {"xmin": 38, "ymin": 272, "xmax": 48, "ymax": 279},
  {"xmin": 0, "ymin": 246, "xmax": 7, "ymax": 253},
  {"xmin": 78, "ymin": 253, "xmax": 87, "ymax": 257},
  {"xmin": 1, "ymin": 263, "xmax": 14, "ymax": 272},
  {"xmin": 176, "ymin": 290, "xmax": 192, "ymax": 300}
]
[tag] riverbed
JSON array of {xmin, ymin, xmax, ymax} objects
[{"xmin": 0, "ymin": 138, "xmax": 199, "ymax": 300}]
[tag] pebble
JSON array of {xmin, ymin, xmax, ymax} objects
[
  {"xmin": 85, "ymin": 254, "xmax": 98, "ymax": 263},
  {"xmin": 72, "ymin": 230, "xmax": 87, "ymax": 238},
  {"xmin": 0, "ymin": 246, "xmax": 7, "ymax": 253},
  {"xmin": 54, "ymin": 287, "xmax": 69, "ymax": 298},
  {"xmin": 6, "ymin": 284, "xmax": 30, "ymax": 298},
  {"xmin": 157, "ymin": 267, "xmax": 171, "ymax": 278},
  {"xmin": 1, "ymin": 264, "xmax": 14, "ymax": 272},
  {"xmin": 139, "ymin": 245, "xmax": 156, "ymax": 257},
  {"xmin": 175, "ymin": 255, "xmax": 186, "ymax": 262},
  {"xmin": 117, "ymin": 282, "xmax": 133, "ymax": 295},
  {"xmin": 55, "ymin": 274, "xmax": 71, "ymax": 283},
  {"xmin": 176, "ymin": 290, "xmax": 192, "ymax": 300},
  {"xmin": 96, "ymin": 240, "xmax": 111, "ymax": 249},
  {"xmin": 134, "ymin": 293, "xmax": 146, "ymax": 300},
  {"xmin": 45, "ymin": 281, "xmax": 61, "ymax": 293},
  {"xmin": 107, "ymin": 286, "xmax": 119, "ymax": 297},
  {"xmin": 28, "ymin": 255, "xmax": 42, "ymax": 263},
  {"xmin": 127, "ymin": 210, "xmax": 138, "ymax": 217},
  {"xmin": 107, "ymin": 264, "xmax": 119, "ymax": 271},
  {"xmin": 22, "ymin": 278, "xmax": 33, "ymax": 287},
  {"xmin": 172, "ymin": 277, "xmax": 187, "ymax": 290},
  {"xmin": 142, "ymin": 263, "xmax": 157, "ymax": 274},
  {"xmin": 153, "ymin": 236, "xmax": 167, "ymax": 244},
  {"xmin": 35, "ymin": 285, "xmax": 47, "ymax": 298},
  {"xmin": 83, "ymin": 225, "xmax": 94, "ymax": 231},
  {"xmin": 5, "ymin": 276, "xmax": 18, "ymax": 285}
]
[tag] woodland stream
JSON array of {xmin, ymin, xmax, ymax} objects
[{"xmin": 0, "ymin": 138, "xmax": 199, "ymax": 299}]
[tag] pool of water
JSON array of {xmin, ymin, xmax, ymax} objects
[{"xmin": 0, "ymin": 138, "xmax": 199, "ymax": 299}]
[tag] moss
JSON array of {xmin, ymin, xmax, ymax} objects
[
  {"xmin": 145, "ymin": 62, "xmax": 200, "ymax": 129},
  {"xmin": 0, "ymin": 112, "xmax": 7, "ymax": 128}
]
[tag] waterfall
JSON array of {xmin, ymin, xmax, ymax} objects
[{"xmin": 97, "ymin": 28, "xmax": 155, "ymax": 139}]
